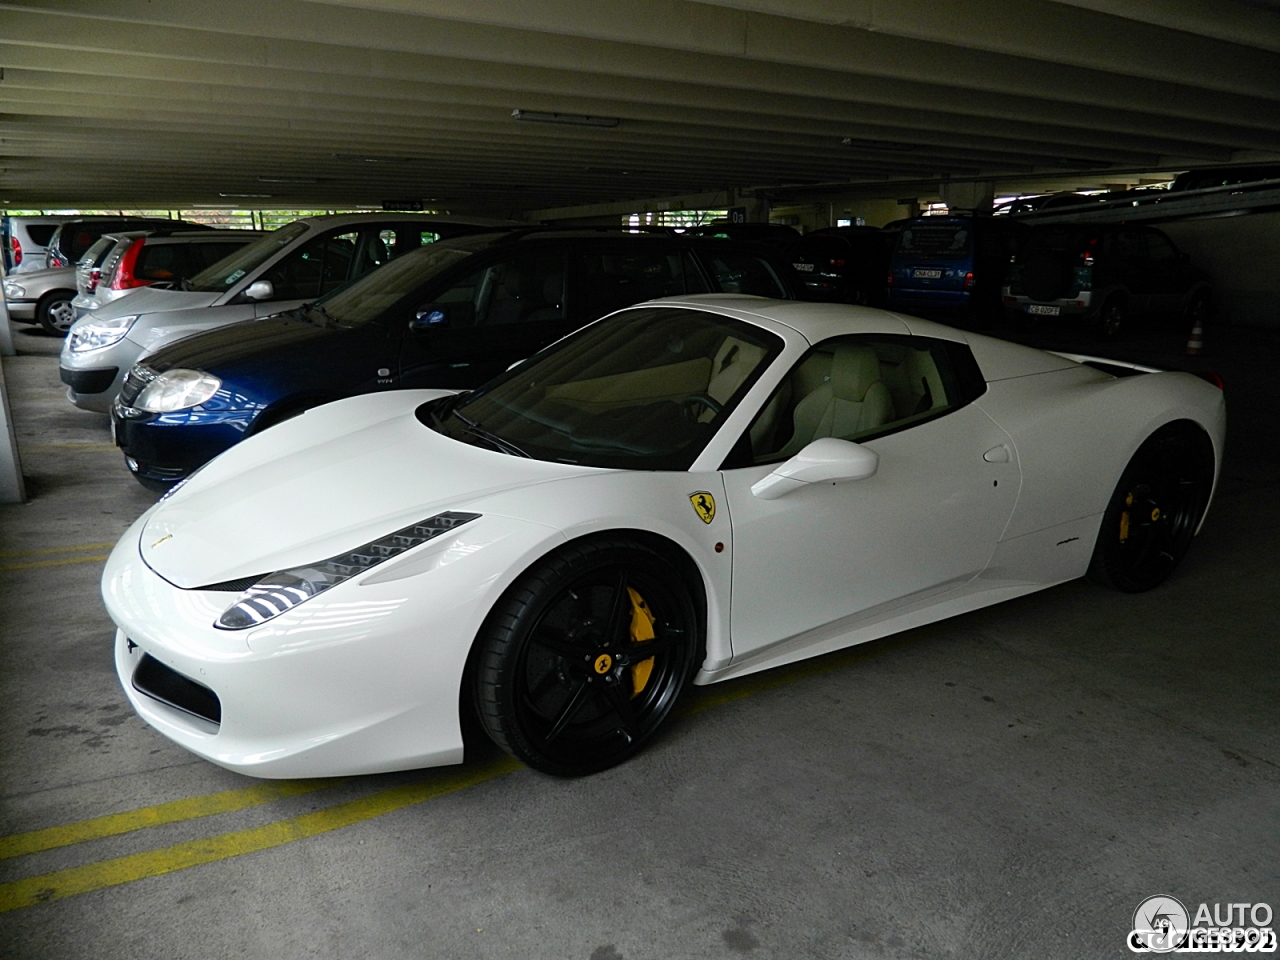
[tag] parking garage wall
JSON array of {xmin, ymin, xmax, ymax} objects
[{"xmin": 1161, "ymin": 212, "xmax": 1280, "ymax": 328}]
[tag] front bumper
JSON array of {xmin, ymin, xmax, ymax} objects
[
  {"xmin": 59, "ymin": 337, "xmax": 143, "ymax": 411},
  {"xmin": 112, "ymin": 397, "xmax": 259, "ymax": 485},
  {"xmin": 103, "ymin": 511, "xmax": 561, "ymax": 777}
]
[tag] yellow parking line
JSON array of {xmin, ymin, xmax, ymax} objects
[
  {"xmin": 0, "ymin": 779, "xmax": 342, "ymax": 861},
  {"xmin": 0, "ymin": 756, "xmax": 521, "ymax": 913},
  {"xmin": 0, "ymin": 555, "xmax": 109, "ymax": 572},
  {"xmin": 0, "ymin": 626, "xmax": 914, "ymax": 913},
  {"xmin": 0, "ymin": 543, "xmax": 115, "ymax": 558}
]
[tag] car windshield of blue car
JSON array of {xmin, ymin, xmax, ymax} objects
[
  {"xmin": 185, "ymin": 222, "xmax": 309, "ymax": 291},
  {"xmin": 419, "ymin": 306, "xmax": 784, "ymax": 470},
  {"xmin": 895, "ymin": 223, "xmax": 971, "ymax": 259},
  {"xmin": 302, "ymin": 236, "xmax": 496, "ymax": 327}
]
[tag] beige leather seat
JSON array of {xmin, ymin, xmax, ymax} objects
[
  {"xmin": 778, "ymin": 343, "xmax": 894, "ymax": 457},
  {"xmin": 903, "ymin": 346, "xmax": 948, "ymax": 415}
]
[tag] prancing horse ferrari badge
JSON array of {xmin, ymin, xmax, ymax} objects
[{"xmin": 689, "ymin": 491, "xmax": 716, "ymax": 524}]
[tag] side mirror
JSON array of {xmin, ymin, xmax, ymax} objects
[
  {"xmin": 751, "ymin": 437, "xmax": 879, "ymax": 500},
  {"xmin": 409, "ymin": 303, "xmax": 450, "ymax": 332},
  {"xmin": 242, "ymin": 279, "xmax": 273, "ymax": 301}
]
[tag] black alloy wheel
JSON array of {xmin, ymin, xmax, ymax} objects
[
  {"xmin": 1087, "ymin": 422, "xmax": 1215, "ymax": 593},
  {"xmin": 37, "ymin": 290, "xmax": 77, "ymax": 336},
  {"xmin": 1097, "ymin": 297, "xmax": 1127, "ymax": 340},
  {"xmin": 473, "ymin": 537, "xmax": 700, "ymax": 776}
]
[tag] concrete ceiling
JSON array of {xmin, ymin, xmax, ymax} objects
[{"xmin": 2, "ymin": 0, "xmax": 1280, "ymax": 217}]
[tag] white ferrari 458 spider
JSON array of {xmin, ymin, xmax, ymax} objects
[{"xmin": 103, "ymin": 296, "xmax": 1225, "ymax": 777}]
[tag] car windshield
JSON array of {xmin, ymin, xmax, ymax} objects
[
  {"xmin": 895, "ymin": 223, "xmax": 971, "ymax": 259},
  {"xmin": 301, "ymin": 234, "xmax": 498, "ymax": 326},
  {"xmin": 185, "ymin": 222, "xmax": 309, "ymax": 291},
  {"xmin": 419, "ymin": 306, "xmax": 783, "ymax": 470}
]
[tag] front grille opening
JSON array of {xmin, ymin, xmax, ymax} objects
[{"xmin": 132, "ymin": 653, "xmax": 221, "ymax": 726}]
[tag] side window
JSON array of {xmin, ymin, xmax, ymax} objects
[
  {"xmin": 701, "ymin": 251, "xmax": 787, "ymax": 298},
  {"xmin": 733, "ymin": 336, "xmax": 981, "ymax": 466},
  {"xmin": 192, "ymin": 242, "xmax": 249, "ymax": 270},
  {"xmin": 579, "ymin": 247, "xmax": 688, "ymax": 318},
  {"xmin": 261, "ymin": 236, "xmax": 328, "ymax": 300},
  {"xmin": 133, "ymin": 244, "xmax": 183, "ymax": 283},
  {"xmin": 428, "ymin": 250, "xmax": 568, "ymax": 327},
  {"xmin": 1112, "ymin": 230, "xmax": 1145, "ymax": 263},
  {"xmin": 1145, "ymin": 231, "xmax": 1178, "ymax": 263},
  {"xmin": 683, "ymin": 252, "xmax": 711, "ymax": 294}
]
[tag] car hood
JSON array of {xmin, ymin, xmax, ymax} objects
[
  {"xmin": 142, "ymin": 312, "xmax": 343, "ymax": 374},
  {"xmin": 139, "ymin": 390, "xmax": 593, "ymax": 588},
  {"xmin": 87, "ymin": 285, "xmax": 222, "ymax": 320}
]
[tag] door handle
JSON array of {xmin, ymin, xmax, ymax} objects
[{"xmin": 983, "ymin": 445, "xmax": 1010, "ymax": 463}]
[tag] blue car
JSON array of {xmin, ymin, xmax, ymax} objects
[
  {"xmin": 111, "ymin": 229, "xmax": 800, "ymax": 490},
  {"xmin": 886, "ymin": 216, "xmax": 1024, "ymax": 323}
]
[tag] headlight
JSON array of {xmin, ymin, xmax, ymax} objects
[
  {"xmin": 134, "ymin": 369, "xmax": 222, "ymax": 413},
  {"xmin": 68, "ymin": 315, "xmax": 138, "ymax": 353},
  {"xmin": 2, "ymin": 281, "xmax": 24, "ymax": 298},
  {"xmin": 214, "ymin": 511, "xmax": 480, "ymax": 629}
]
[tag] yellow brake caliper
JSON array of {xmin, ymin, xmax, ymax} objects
[
  {"xmin": 627, "ymin": 586, "xmax": 656, "ymax": 698},
  {"xmin": 1119, "ymin": 492, "xmax": 1133, "ymax": 541}
]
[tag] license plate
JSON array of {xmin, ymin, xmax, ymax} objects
[
  {"xmin": 793, "ymin": 262, "xmax": 814, "ymax": 272},
  {"xmin": 1026, "ymin": 304, "xmax": 1060, "ymax": 316},
  {"xmin": 913, "ymin": 268, "xmax": 942, "ymax": 279}
]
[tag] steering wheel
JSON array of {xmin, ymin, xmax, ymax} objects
[{"xmin": 677, "ymin": 394, "xmax": 722, "ymax": 420}]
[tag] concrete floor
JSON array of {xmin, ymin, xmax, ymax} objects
[{"xmin": 1, "ymin": 317, "xmax": 1277, "ymax": 960}]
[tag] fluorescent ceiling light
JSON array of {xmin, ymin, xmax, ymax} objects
[
  {"xmin": 219, "ymin": 192, "xmax": 273, "ymax": 198},
  {"xmin": 512, "ymin": 109, "xmax": 619, "ymax": 128},
  {"xmin": 258, "ymin": 176, "xmax": 320, "ymax": 184},
  {"xmin": 332, "ymin": 154, "xmax": 413, "ymax": 163}
]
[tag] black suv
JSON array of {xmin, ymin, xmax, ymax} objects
[
  {"xmin": 1003, "ymin": 223, "xmax": 1212, "ymax": 338},
  {"xmin": 787, "ymin": 225, "xmax": 893, "ymax": 305},
  {"xmin": 111, "ymin": 229, "xmax": 800, "ymax": 489},
  {"xmin": 44, "ymin": 217, "xmax": 211, "ymax": 269}
]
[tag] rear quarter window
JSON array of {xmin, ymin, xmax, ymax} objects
[{"xmin": 26, "ymin": 225, "xmax": 57, "ymax": 246}]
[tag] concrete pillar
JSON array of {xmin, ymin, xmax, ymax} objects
[{"xmin": 0, "ymin": 263, "xmax": 26, "ymax": 502}]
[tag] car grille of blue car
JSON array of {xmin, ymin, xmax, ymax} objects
[{"xmin": 119, "ymin": 365, "xmax": 157, "ymax": 407}]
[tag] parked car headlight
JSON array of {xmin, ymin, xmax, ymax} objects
[
  {"xmin": 134, "ymin": 369, "xmax": 223, "ymax": 413},
  {"xmin": 68, "ymin": 315, "xmax": 138, "ymax": 353},
  {"xmin": 214, "ymin": 511, "xmax": 481, "ymax": 629},
  {"xmin": 2, "ymin": 280, "xmax": 24, "ymax": 298}
]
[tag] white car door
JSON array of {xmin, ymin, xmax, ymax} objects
[{"xmin": 720, "ymin": 334, "xmax": 1020, "ymax": 662}]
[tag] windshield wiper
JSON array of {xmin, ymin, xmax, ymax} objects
[{"xmin": 452, "ymin": 410, "xmax": 530, "ymax": 458}]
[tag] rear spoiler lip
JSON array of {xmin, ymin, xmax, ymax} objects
[{"xmin": 1047, "ymin": 351, "xmax": 1165, "ymax": 375}]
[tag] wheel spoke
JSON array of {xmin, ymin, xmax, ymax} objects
[
  {"xmin": 529, "ymin": 624, "xmax": 582, "ymax": 659},
  {"xmin": 543, "ymin": 681, "xmax": 591, "ymax": 744},
  {"xmin": 603, "ymin": 569, "xmax": 631, "ymax": 643},
  {"xmin": 598, "ymin": 680, "xmax": 638, "ymax": 742},
  {"xmin": 620, "ymin": 626, "xmax": 684, "ymax": 662}
]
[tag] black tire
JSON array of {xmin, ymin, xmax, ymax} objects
[
  {"xmin": 473, "ymin": 537, "xmax": 700, "ymax": 776},
  {"xmin": 1087, "ymin": 422, "xmax": 1215, "ymax": 593},
  {"xmin": 1096, "ymin": 296, "xmax": 1127, "ymax": 341},
  {"xmin": 36, "ymin": 290, "xmax": 77, "ymax": 336}
]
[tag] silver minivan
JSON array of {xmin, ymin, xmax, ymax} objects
[
  {"xmin": 73, "ymin": 229, "xmax": 263, "ymax": 319},
  {"xmin": 2, "ymin": 216, "xmax": 66, "ymax": 275},
  {"xmin": 59, "ymin": 213, "xmax": 520, "ymax": 411}
]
